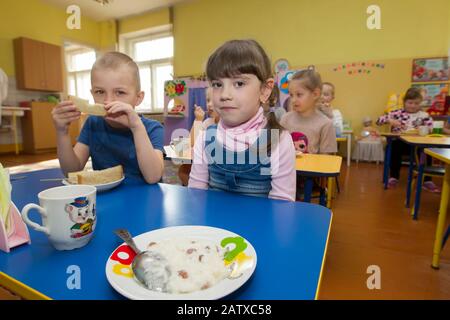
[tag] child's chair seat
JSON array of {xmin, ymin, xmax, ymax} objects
[{"xmin": 352, "ymin": 139, "xmax": 384, "ymax": 163}]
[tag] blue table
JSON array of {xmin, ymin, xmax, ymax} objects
[{"xmin": 0, "ymin": 168, "xmax": 332, "ymax": 300}]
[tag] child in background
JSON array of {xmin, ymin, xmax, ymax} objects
[
  {"xmin": 188, "ymin": 39, "xmax": 296, "ymax": 201},
  {"xmin": 280, "ymin": 67, "xmax": 337, "ymax": 154},
  {"xmin": 178, "ymin": 88, "xmax": 220, "ymax": 186},
  {"xmin": 52, "ymin": 52, "xmax": 164, "ymax": 184},
  {"xmin": 318, "ymin": 82, "xmax": 344, "ymax": 137},
  {"xmin": 376, "ymin": 87, "xmax": 438, "ymax": 191}
]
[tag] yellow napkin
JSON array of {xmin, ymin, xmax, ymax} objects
[{"xmin": 0, "ymin": 163, "xmax": 12, "ymax": 236}]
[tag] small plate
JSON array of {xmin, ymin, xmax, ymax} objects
[
  {"xmin": 62, "ymin": 176, "xmax": 124, "ymax": 192},
  {"xmin": 105, "ymin": 226, "xmax": 257, "ymax": 300}
]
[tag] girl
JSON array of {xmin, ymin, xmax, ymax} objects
[
  {"xmin": 377, "ymin": 87, "xmax": 439, "ymax": 192},
  {"xmin": 280, "ymin": 67, "xmax": 337, "ymax": 154},
  {"xmin": 188, "ymin": 39, "xmax": 296, "ymax": 201}
]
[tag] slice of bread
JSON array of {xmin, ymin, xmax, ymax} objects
[
  {"xmin": 67, "ymin": 165, "xmax": 123, "ymax": 185},
  {"xmin": 69, "ymin": 95, "xmax": 107, "ymax": 116},
  {"xmin": 67, "ymin": 170, "xmax": 86, "ymax": 184}
]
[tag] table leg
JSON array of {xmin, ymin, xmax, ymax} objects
[
  {"xmin": 327, "ymin": 177, "xmax": 333, "ymax": 208},
  {"xmin": 432, "ymin": 164, "xmax": 450, "ymax": 269},
  {"xmin": 383, "ymin": 137, "xmax": 393, "ymax": 189},
  {"xmin": 347, "ymin": 133, "xmax": 351, "ymax": 167},
  {"xmin": 304, "ymin": 178, "xmax": 313, "ymax": 203},
  {"xmin": 12, "ymin": 111, "xmax": 18, "ymax": 155},
  {"xmin": 412, "ymin": 151, "xmax": 425, "ymax": 220},
  {"xmin": 405, "ymin": 145, "xmax": 415, "ymax": 208}
]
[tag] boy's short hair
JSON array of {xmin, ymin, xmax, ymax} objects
[
  {"xmin": 322, "ymin": 82, "xmax": 335, "ymax": 93},
  {"xmin": 91, "ymin": 52, "xmax": 141, "ymax": 91},
  {"xmin": 404, "ymin": 87, "xmax": 423, "ymax": 102}
]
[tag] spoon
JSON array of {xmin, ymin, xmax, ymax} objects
[{"xmin": 114, "ymin": 229, "xmax": 171, "ymax": 292}]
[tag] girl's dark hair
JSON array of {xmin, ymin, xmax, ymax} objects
[
  {"xmin": 206, "ymin": 39, "xmax": 283, "ymax": 154},
  {"xmin": 404, "ymin": 87, "xmax": 423, "ymax": 102}
]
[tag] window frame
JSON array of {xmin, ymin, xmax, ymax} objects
[
  {"xmin": 119, "ymin": 25, "xmax": 173, "ymax": 114},
  {"xmin": 64, "ymin": 44, "xmax": 97, "ymax": 103}
]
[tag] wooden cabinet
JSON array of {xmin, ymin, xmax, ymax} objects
[
  {"xmin": 21, "ymin": 102, "xmax": 79, "ymax": 153},
  {"xmin": 14, "ymin": 38, "xmax": 64, "ymax": 92}
]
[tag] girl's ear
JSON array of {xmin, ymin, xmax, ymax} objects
[
  {"xmin": 313, "ymin": 87, "xmax": 322, "ymax": 100},
  {"xmin": 260, "ymin": 78, "xmax": 275, "ymax": 104}
]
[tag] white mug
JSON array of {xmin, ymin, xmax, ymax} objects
[
  {"xmin": 419, "ymin": 126, "xmax": 429, "ymax": 136},
  {"xmin": 21, "ymin": 185, "xmax": 97, "ymax": 250}
]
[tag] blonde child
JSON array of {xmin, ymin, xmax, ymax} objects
[
  {"xmin": 280, "ymin": 67, "xmax": 337, "ymax": 154},
  {"xmin": 188, "ymin": 39, "xmax": 296, "ymax": 201},
  {"xmin": 376, "ymin": 87, "xmax": 438, "ymax": 191},
  {"xmin": 52, "ymin": 52, "xmax": 164, "ymax": 184},
  {"xmin": 178, "ymin": 88, "xmax": 220, "ymax": 186},
  {"xmin": 318, "ymin": 82, "xmax": 344, "ymax": 137}
]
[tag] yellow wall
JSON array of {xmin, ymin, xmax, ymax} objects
[
  {"xmin": 118, "ymin": 8, "xmax": 171, "ymax": 35},
  {"xmin": 173, "ymin": 0, "xmax": 450, "ymax": 77},
  {"xmin": 0, "ymin": 0, "xmax": 105, "ymax": 76},
  {"xmin": 313, "ymin": 58, "xmax": 413, "ymax": 136}
]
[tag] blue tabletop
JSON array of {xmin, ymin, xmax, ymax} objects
[{"xmin": 0, "ymin": 168, "xmax": 332, "ymax": 300}]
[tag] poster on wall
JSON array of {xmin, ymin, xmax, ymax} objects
[
  {"xmin": 412, "ymin": 83, "xmax": 449, "ymax": 115},
  {"xmin": 412, "ymin": 57, "xmax": 449, "ymax": 82}
]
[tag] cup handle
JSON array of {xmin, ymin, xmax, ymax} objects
[{"xmin": 21, "ymin": 204, "xmax": 50, "ymax": 235}]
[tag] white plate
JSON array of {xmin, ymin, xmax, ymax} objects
[
  {"xmin": 62, "ymin": 176, "xmax": 124, "ymax": 192},
  {"xmin": 105, "ymin": 226, "xmax": 257, "ymax": 300}
]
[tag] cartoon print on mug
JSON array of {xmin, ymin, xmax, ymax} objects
[{"xmin": 65, "ymin": 197, "xmax": 96, "ymax": 239}]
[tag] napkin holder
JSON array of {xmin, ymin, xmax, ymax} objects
[{"xmin": 0, "ymin": 201, "xmax": 31, "ymax": 253}]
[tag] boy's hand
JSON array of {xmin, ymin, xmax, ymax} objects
[
  {"xmin": 52, "ymin": 101, "xmax": 81, "ymax": 134},
  {"xmin": 194, "ymin": 105, "xmax": 205, "ymax": 121},
  {"xmin": 105, "ymin": 101, "xmax": 142, "ymax": 130}
]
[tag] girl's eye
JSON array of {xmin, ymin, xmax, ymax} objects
[
  {"xmin": 234, "ymin": 81, "xmax": 245, "ymax": 87},
  {"xmin": 211, "ymin": 82, "xmax": 222, "ymax": 88},
  {"xmin": 94, "ymin": 90, "xmax": 104, "ymax": 95}
]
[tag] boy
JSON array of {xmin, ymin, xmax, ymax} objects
[
  {"xmin": 52, "ymin": 52, "xmax": 164, "ymax": 184},
  {"xmin": 318, "ymin": 82, "xmax": 344, "ymax": 137}
]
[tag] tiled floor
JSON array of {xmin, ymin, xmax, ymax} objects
[{"xmin": 1, "ymin": 152, "xmax": 449, "ymax": 299}]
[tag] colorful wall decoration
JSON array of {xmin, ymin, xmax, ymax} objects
[
  {"xmin": 163, "ymin": 79, "xmax": 209, "ymax": 144},
  {"xmin": 412, "ymin": 57, "xmax": 449, "ymax": 82},
  {"xmin": 412, "ymin": 83, "xmax": 449, "ymax": 115},
  {"xmin": 332, "ymin": 61, "xmax": 385, "ymax": 76}
]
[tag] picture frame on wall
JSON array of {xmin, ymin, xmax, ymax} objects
[
  {"xmin": 412, "ymin": 83, "xmax": 449, "ymax": 115},
  {"xmin": 412, "ymin": 57, "xmax": 449, "ymax": 82}
]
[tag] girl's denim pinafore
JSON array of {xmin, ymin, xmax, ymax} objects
[{"xmin": 205, "ymin": 125, "xmax": 272, "ymax": 198}]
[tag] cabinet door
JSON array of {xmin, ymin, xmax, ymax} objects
[
  {"xmin": 14, "ymin": 38, "xmax": 46, "ymax": 91},
  {"xmin": 43, "ymin": 43, "xmax": 64, "ymax": 92},
  {"xmin": 31, "ymin": 102, "xmax": 58, "ymax": 150}
]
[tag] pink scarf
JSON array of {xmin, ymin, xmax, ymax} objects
[{"xmin": 217, "ymin": 107, "xmax": 267, "ymax": 152}]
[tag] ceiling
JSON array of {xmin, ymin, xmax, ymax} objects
[{"xmin": 41, "ymin": 0, "xmax": 189, "ymax": 21}]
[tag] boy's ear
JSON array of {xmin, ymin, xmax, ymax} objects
[
  {"xmin": 135, "ymin": 91, "xmax": 145, "ymax": 107},
  {"xmin": 260, "ymin": 78, "xmax": 275, "ymax": 104}
]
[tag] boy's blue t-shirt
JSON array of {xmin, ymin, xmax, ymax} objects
[{"xmin": 77, "ymin": 116, "xmax": 164, "ymax": 181}]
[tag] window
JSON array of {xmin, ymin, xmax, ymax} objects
[
  {"xmin": 123, "ymin": 30, "xmax": 173, "ymax": 113},
  {"xmin": 65, "ymin": 43, "xmax": 96, "ymax": 104}
]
